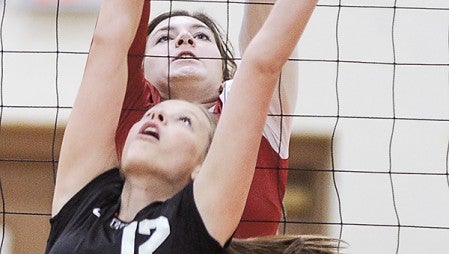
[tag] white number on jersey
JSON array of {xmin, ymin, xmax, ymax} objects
[{"xmin": 121, "ymin": 216, "xmax": 170, "ymax": 253}]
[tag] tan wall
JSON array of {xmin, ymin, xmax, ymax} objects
[{"xmin": 0, "ymin": 124, "xmax": 64, "ymax": 253}]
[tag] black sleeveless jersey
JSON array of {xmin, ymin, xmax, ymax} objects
[{"xmin": 45, "ymin": 168, "xmax": 225, "ymax": 253}]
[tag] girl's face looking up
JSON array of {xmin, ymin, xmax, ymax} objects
[
  {"xmin": 145, "ymin": 16, "xmax": 223, "ymax": 102},
  {"xmin": 122, "ymin": 100, "xmax": 215, "ymax": 184}
]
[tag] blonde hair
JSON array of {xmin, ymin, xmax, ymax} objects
[{"xmin": 227, "ymin": 235, "xmax": 346, "ymax": 254}]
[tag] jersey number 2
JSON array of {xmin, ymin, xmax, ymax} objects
[{"xmin": 121, "ymin": 216, "xmax": 170, "ymax": 254}]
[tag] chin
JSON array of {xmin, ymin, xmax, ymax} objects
[
  {"xmin": 121, "ymin": 147, "xmax": 154, "ymax": 172},
  {"xmin": 169, "ymin": 70, "xmax": 205, "ymax": 82},
  {"xmin": 172, "ymin": 62, "xmax": 209, "ymax": 75}
]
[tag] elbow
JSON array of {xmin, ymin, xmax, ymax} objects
[
  {"xmin": 90, "ymin": 27, "xmax": 130, "ymax": 54},
  {"xmin": 247, "ymin": 50, "xmax": 285, "ymax": 77},
  {"xmin": 243, "ymin": 39, "xmax": 291, "ymax": 76},
  {"xmin": 91, "ymin": 15, "xmax": 137, "ymax": 53}
]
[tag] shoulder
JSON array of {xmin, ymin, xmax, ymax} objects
[
  {"xmin": 47, "ymin": 168, "xmax": 122, "ymax": 251},
  {"xmin": 52, "ymin": 168, "xmax": 122, "ymax": 221}
]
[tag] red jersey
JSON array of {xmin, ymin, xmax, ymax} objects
[{"xmin": 115, "ymin": 1, "xmax": 289, "ymax": 238}]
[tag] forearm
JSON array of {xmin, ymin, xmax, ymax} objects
[
  {"xmin": 245, "ymin": 0, "xmax": 316, "ymax": 74},
  {"xmin": 71, "ymin": 0, "xmax": 145, "ymax": 141},
  {"xmin": 54, "ymin": 0, "xmax": 146, "ymax": 216},
  {"xmin": 239, "ymin": 0, "xmax": 275, "ymax": 54},
  {"xmin": 94, "ymin": 0, "xmax": 144, "ymax": 50},
  {"xmin": 241, "ymin": 0, "xmax": 304, "ymax": 114},
  {"xmin": 117, "ymin": 0, "xmax": 151, "ymax": 158},
  {"xmin": 128, "ymin": 0, "xmax": 150, "ymax": 77},
  {"xmin": 65, "ymin": 0, "xmax": 145, "ymax": 162}
]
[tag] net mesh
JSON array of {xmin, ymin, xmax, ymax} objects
[{"xmin": 0, "ymin": 0, "xmax": 448, "ymax": 253}]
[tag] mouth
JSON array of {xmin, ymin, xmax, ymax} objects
[
  {"xmin": 139, "ymin": 122, "xmax": 160, "ymax": 140},
  {"xmin": 173, "ymin": 51, "xmax": 198, "ymax": 61}
]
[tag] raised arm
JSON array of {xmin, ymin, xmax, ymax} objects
[
  {"xmin": 239, "ymin": 0, "xmax": 274, "ymax": 54},
  {"xmin": 115, "ymin": 0, "xmax": 152, "ymax": 159},
  {"xmin": 240, "ymin": 0, "xmax": 300, "ymax": 158},
  {"xmin": 52, "ymin": 0, "xmax": 145, "ymax": 216},
  {"xmin": 194, "ymin": 0, "xmax": 317, "ymax": 245}
]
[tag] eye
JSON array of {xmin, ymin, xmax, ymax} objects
[
  {"xmin": 194, "ymin": 32, "xmax": 211, "ymax": 41},
  {"xmin": 156, "ymin": 35, "xmax": 171, "ymax": 44},
  {"xmin": 179, "ymin": 116, "xmax": 192, "ymax": 126}
]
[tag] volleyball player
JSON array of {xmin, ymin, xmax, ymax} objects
[
  {"xmin": 46, "ymin": 0, "xmax": 318, "ymax": 252},
  {"xmin": 116, "ymin": 0, "xmax": 302, "ymax": 238}
]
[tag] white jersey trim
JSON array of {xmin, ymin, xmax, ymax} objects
[{"xmin": 210, "ymin": 80, "xmax": 291, "ymax": 159}]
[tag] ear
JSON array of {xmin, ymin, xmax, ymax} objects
[{"xmin": 191, "ymin": 165, "xmax": 202, "ymax": 180}]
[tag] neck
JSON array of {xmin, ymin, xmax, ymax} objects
[
  {"xmin": 156, "ymin": 78, "xmax": 222, "ymax": 109},
  {"xmin": 118, "ymin": 175, "xmax": 179, "ymax": 222},
  {"xmin": 200, "ymin": 97, "xmax": 218, "ymax": 110}
]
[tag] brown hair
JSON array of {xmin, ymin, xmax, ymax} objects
[
  {"xmin": 228, "ymin": 235, "xmax": 346, "ymax": 254},
  {"xmin": 195, "ymin": 104, "xmax": 218, "ymax": 158},
  {"xmin": 147, "ymin": 10, "xmax": 237, "ymax": 82}
]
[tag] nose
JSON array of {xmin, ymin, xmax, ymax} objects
[
  {"xmin": 149, "ymin": 111, "xmax": 166, "ymax": 124},
  {"xmin": 176, "ymin": 33, "xmax": 195, "ymax": 47}
]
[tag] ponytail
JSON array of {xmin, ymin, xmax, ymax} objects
[{"xmin": 227, "ymin": 235, "xmax": 346, "ymax": 254}]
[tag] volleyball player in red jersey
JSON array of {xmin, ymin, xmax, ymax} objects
[
  {"xmin": 115, "ymin": 0, "xmax": 303, "ymax": 238},
  {"xmin": 46, "ymin": 0, "xmax": 319, "ymax": 252}
]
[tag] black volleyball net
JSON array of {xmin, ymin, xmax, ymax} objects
[{"xmin": 1, "ymin": 0, "xmax": 448, "ymax": 253}]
